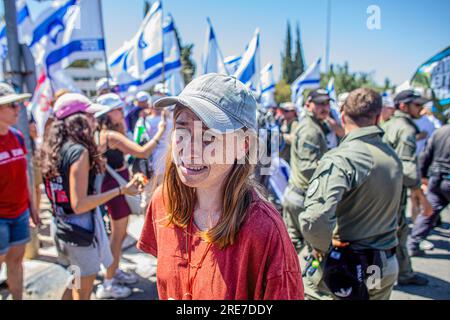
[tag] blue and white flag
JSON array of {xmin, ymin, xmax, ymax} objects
[
  {"xmin": 28, "ymin": 0, "xmax": 105, "ymax": 81},
  {"xmin": 326, "ymin": 77, "xmax": 342, "ymax": 149},
  {"xmin": 414, "ymin": 46, "xmax": 450, "ymax": 105},
  {"xmin": 162, "ymin": 15, "xmax": 182, "ymax": 78},
  {"xmin": 0, "ymin": 0, "xmax": 34, "ymax": 60},
  {"xmin": 260, "ymin": 63, "xmax": 276, "ymax": 108},
  {"xmin": 111, "ymin": 2, "xmax": 183, "ymax": 92},
  {"xmin": 202, "ymin": 17, "xmax": 227, "ymax": 75},
  {"xmin": 165, "ymin": 71, "xmax": 185, "ymax": 96},
  {"xmin": 162, "ymin": 14, "xmax": 184, "ymax": 95},
  {"xmin": 224, "ymin": 55, "xmax": 241, "ymax": 75},
  {"xmin": 291, "ymin": 57, "xmax": 321, "ymax": 108},
  {"xmin": 326, "ymin": 77, "xmax": 341, "ymax": 121},
  {"xmin": 234, "ymin": 28, "xmax": 260, "ymax": 91},
  {"xmin": 26, "ymin": 0, "xmax": 76, "ymax": 67},
  {"xmin": 110, "ymin": 1, "xmax": 163, "ymax": 91}
]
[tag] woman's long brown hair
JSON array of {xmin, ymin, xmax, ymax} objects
[
  {"xmin": 162, "ymin": 108, "xmax": 258, "ymax": 250},
  {"xmin": 40, "ymin": 113, "xmax": 104, "ymax": 180}
]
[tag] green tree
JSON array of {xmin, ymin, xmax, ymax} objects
[
  {"xmin": 69, "ymin": 59, "xmax": 98, "ymax": 68},
  {"xmin": 275, "ymin": 79, "xmax": 292, "ymax": 104},
  {"xmin": 383, "ymin": 78, "xmax": 393, "ymax": 92},
  {"xmin": 171, "ymin": 17, "xmax": 196, "ymax": 85},
  {"xmin": 181, "ymin": 44, "xmax": 196, "ymax": 84},
  {"xmin": 281, "ymin": 21, "xmax": 294, "ymax": 84},
  {"xmin": 292, "ymin": 23, "xmax": 305, "ymax": 79},
  {"xmin": 320, "ymin": 62, "xmax": 380, "ymax": 95}
]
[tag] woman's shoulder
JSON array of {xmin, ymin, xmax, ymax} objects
[
  {"xmin": 61, "ymin": 142, "xmax": 88, "ymax": 165},
  {"xmin": 240, "ymin": 192, "xmax": 288, "ymax": 243}
]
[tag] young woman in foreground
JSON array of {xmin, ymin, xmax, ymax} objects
[{"xmin": 138, "ymin": 74, "xmax": 304, "ymax": 300}]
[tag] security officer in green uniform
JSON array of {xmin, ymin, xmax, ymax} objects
[
  {"xmin": 382, "ymin": 90, "xmax": 433, "ymax": 286},
  {"xmin": 282, "ymin": 89, "xmax": 331, "ymax": 252},
  {"xmin": 279, "ymin": 102, "xmax": 299, "ymax": 163},
  {"xmin": 299, "ymin": 88, "xmax": 403, "ymax": 300}
]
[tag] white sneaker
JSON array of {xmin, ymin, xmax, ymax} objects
[
  {"xmin": 96, "ymin": 283, "xmax": 132, "ymax": 299},
  {"xmin": 114, "ymin": 269, "xmax": 139, "ymax": 285},
  {"xmin": 419, "ymin": 240, "xmax": 434, "ymax": 251}
]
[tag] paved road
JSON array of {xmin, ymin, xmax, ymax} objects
[{"xmin": 390, "ymin": 206, "xmax": 450, "ymax": 300}]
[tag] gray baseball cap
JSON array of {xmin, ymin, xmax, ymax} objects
[{"xmin": 154, "ymin": 73, "xmax": 257, "ymax": 133}]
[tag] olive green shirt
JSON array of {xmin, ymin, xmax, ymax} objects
[
  {"xmin": 289, "ymin": 112, "xmax": 329, "ymax": 191},
  {"xmin": 299, "ymin": 126, "xmax": 403, "ymax": 252},
  {"xmin": 382, "ymin": 110, "xmax": 421, "ymax": 189},
  {"xmin": 280, "ymin": 119, "xmax": 299, "ymax": 163}
]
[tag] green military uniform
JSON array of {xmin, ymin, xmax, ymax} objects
[
  {"xmin": 280, "ymin": 119, "xmax": 299, "ymax": 163},
  {"xmin": 282, "ymin": 111, "xmax": 328, "ymax": 251},
  {"xmin": 299, "ymin": 126, "xmax": 403, "ymax": 300},
  {"xmin": 382, "ymin": 110, "xmax": 421, "ymax": 282}
]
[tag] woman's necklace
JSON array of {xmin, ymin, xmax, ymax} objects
[{"xmin": 183, "ymin": 215, "xmax": 213, "ymax": 300}]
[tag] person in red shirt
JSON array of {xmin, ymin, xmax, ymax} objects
[
  {"xmin": 0, "ymin": 82, "xmax": 40, "ymax": 300},
  {"xmin": 138, "ymin": 74, "xmax": 304, "ymax": 300}
]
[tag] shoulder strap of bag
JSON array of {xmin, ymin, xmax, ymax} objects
[
  {"xmin": 105, "ymin": 164, "xmax": 128, "ymax": 186},
  {"xmin": 10, "ymin": 127, "xmax": 25, "ymax": 148},
  {"xmin": 48, "ymin": 180, "xmax": 58, "ymax": 217}
]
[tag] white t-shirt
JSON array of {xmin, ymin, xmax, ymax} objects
[
  {"xmin": 414, "ymin": 115, "xmax": 442, "ymax": 155},
  {"xmin": 134, "ymin": 113, "xmax": 173, "ymax": 175}
]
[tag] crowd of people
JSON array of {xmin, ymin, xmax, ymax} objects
[{"xmin": 0, "ymin": 72, "xmax": 448, "ymax": 300}]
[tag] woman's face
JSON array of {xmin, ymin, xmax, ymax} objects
[
  {"xmin": 172, "ymin": 108, "xmax": 240, "ymax": 189},
  {"xmin": 0, "ymin": 102, "xmax": 20, "ymax": 127},
  {"xmin": 108, "ymin": 108, "xmax": 125, "ymax": 126}
]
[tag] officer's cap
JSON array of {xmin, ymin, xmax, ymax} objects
[
  {"xmin": 394, "ymin": 90, "xmax": 430, "ymax": 107},
  {"xmin": 307, "ymin": 89, "xmax": 333, "ymax": 104}
]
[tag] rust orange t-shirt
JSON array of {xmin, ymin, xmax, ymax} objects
[{"xmin": 138, "ymin": 187, "xmax": 304, "ymax": 300}]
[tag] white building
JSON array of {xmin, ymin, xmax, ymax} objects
[{"xmin": 65, "ymin": 67, "xmax": 107, "ymax": 97}]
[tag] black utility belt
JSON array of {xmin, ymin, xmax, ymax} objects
[
  {"xmin": 323, "ymin": 246, "xmax": 397, "ymax": 300},
  {"xmin": 348, "ymin": 247, "xmax": 396, "ymax": 259}
]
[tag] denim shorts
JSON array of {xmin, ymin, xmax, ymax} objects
[{"xmin": 0, "ymin": 209, "xmax": 30, "ymax": 256}]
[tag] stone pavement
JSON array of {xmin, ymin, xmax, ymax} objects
[
  {"xmin": 1, "ymin": 191, "xmax": 449, "ymax": 300},
  {"xmin": 390, "ymin": 206, "xmax": 450, "ymax": 300}
]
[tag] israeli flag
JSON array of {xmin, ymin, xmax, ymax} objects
[
  {"xmin": 202, "ymin": 17, "xmax": 227, "ymax": 75},
  {"xmin": 291, "ymin": 57, "xmax": 321, "ymax": 108},
  {"xmin": 326, "ymin": 77, "xmax": 341, "ymax": 120},
  {"xmin": 28, "ymin": 0, "xmax": 78, "ymax": 66},
  {"xmin": 162, "ymin": 14, "xmax": 184, "ymax": 95},
  {"xmin": 162, "ymin": 14, "xmax": 182, "ymax": 78},
  {"xmin": 260, "ymin": 63, "xmax": 276, "ymax": 108},
  {"xmin": 326, "ymin": 77, "xmax": 342, "ymax": 149},
  {"xmin": 127, "ymin": 1, "xmax": 163, "ymax": 81},
  {"xmin": 224, "ymin": 55, "xmax": 241, "ymax": 75},
  {"xmin": 234, "ymin": 28, "xmax": 260, "ymax": 91},
  {"xmin": 110, "ymin": 1, "xmax": 163, "ymax": 91},
  {"xmin": 165, "ymin": 71, "xmax": 185, "ymax": 96},
  {"xmin": 28, "ymin": 0, "xmax": 105, "ymax": 81},
  {"xmin": 111, "ymin": 2, "xmax": 185, "ymax": 92},
  {"xmin": 0, "ymin": 0, "xmax": 34, "ymax": 60}
]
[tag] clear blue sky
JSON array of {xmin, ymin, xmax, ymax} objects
[{"xmin": 12, "ymin": 0, "xmax": 450, "ymax": 85}]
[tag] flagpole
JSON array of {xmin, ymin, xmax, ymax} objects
[
  {"xmin": 4, "ymin": 0, "xmax": 37, "ymax": 233},
  {"xmin": 161, "ymin": 3, "xmax": 165, "ymax": 85},
  {"xmin": 325, "ymin": 0, "xmax": 331, "ymax": 73},
  {"xmin": 98, "ymin": 0, "xmax": 111, "ymax": 85}
]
